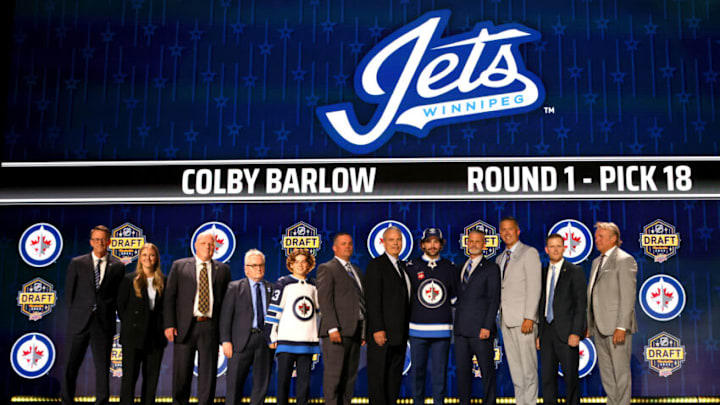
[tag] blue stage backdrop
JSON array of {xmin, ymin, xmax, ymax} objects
[{"xmin": 3, "ymin": 0, "xmax": 720, "ymax": 401}]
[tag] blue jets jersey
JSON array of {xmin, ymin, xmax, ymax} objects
[
  {"xmin": 265, "ymin": 275, "xmax": 321, "ymax": 354},
  {"xmin": 406, "ymin": 256, "xmax": 459, "ymax": 338}
]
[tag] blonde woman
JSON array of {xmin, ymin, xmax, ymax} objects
[{"xmin": 117, "ymin": 243, "xmax": 167, "ymax": 405}]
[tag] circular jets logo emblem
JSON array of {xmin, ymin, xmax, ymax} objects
[
  {"xmin": 191, "ymin": 222, "xmax": 236, "ymax": 263},
  {"xmin": 293, "ymin": 296, "xmax": 316, "ymax": 321},
  {"xmin": 417, "ymin": 279, "xmax": 447, "ymax": 309},
  {"xmin": 367, "ymin": 220, "xmax": 413, "ymax": 261},
  {"xmin": 548, "ymin": 220, "xmax": 593, "ymax": 264},
  {"xmin": 19, "ymin": 223, "xmax": 63, "ymax": 267},
  {"xmin": 193, "ymin": 345, "xmax": 228, "ymax": 377},
  {"xmin": 639, "ymin": 274, "xmax": 686, "ymax": 321},
  {"xmin": 558, "ymin": 338, "xmax": 597, "ymax": 378},
  {"xmin": 10, "ymin": 333, "xmax": 56, "ymax": 379}
]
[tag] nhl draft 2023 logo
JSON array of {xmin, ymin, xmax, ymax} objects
[
  {"xmin": 317, "ymin": 10, "xmax": 545, "ymax": 154},
  {"xmin": 460, "ymin": 219, "xmax": 499, "ymax": 259},
  {"xmin": 282, "ymin": 221, "xmax": 322, "ymax": 257},
  {"xmin": 639, "ymin": 219, "xmax": 681, "ymax": 263}
]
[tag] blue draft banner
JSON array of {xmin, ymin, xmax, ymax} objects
[{"xmin": 2, "ymin": 0, "xmax": 720, "ymax": 401}]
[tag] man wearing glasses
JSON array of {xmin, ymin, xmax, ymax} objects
[
  {"xmin": 61, "ymin": 225, "xmax": 126, "ymax": 405},
  {"xmin": 219, "ymin": 249, "xmax": 274, "ymax": 405},
  {"xmin": 164, "ymin": 231, "xmax": 231, "ymax": 405}
]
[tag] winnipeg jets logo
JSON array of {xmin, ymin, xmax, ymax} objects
[
  {"xmin": 639, "ymin": 274, "xmax": 686, "ymax": 321},
  {"xmin": 558, "ymin": 338, "xmax": 597, "ymax": 378},
  {"xmin": 417, "ymin": 278, "xmax": 447, "ymax": 309},
  {"xmin": 19, "ymin": 223, "xmax": 63, "ymax": 267},
  {"xmin": 293, "ymin": 296, "xmax": 316, "ymax": 321},
  {"xmin": 317, "ymin": 10, "xmax": 545, "ymax": 154},
  {"xmin": 11, "ymin": 333, "xmax": 56, "ymax": 379},
  {"xmin": 191, "ymin": 222, "xmax": 236, "ymax": 263},
  {"xmin": 548, "ymin": 220, "xmax": 593, "ymax": 264},
  {"xmin": 367, "ymin": 220, "xmax": 414, "ymax": 261},
  {"xmin": 193, "ymin": 345, "xmax": 228, "ymax": 377}
]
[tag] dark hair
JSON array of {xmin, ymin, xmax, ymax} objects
[
  {"xmin": 90, "ymin": 225, "xmax": 111, "ymax": 239},
  {"xmin": 545, "ymin": 233, "xmax": 564, "ymax": 245},
  {"xmin": 332, "ymin": 232, "xmax": 352, "ymax": 245},
  {"xmin": 500, "ymin": 216, "xmax": 519, "ymax": 228}
]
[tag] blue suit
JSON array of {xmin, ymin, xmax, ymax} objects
[{"xmin": 454, "ymin": 257, "xmax": 501, "ymax": 405}]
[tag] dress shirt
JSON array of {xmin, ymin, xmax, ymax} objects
[
  {"xmin": 193, "ymin": 259, "xmax": 215, "ymax": 317},
  {"xmin": 498, "ymin": 243, "xmax": 519, "ymax": 277},
  {"xmin": 544, "ymin": 259, "xmax": 563, "ymax": 318},
  {"xmin": 146, "ymin": 277, "xmax": 157, "ymax": 310},
  {"xmin": 248, "ymin": 278, "xmax": 267, "ymax": 328},
  {"xmin": 461, "ymin": 255, "xmax": 483, "ymax": 281},
  {"xmin": 386, "ymin": 253, "xmax": 411, "ymax": 299},
  {"xmin": 91, "ymin": 252, "xmax": 108, "ymax": 285}
]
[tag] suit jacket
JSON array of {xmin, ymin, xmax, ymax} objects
[
  {"xmin": 587, "ymin": 247, "xmax": 638, "ymax": 336},
  {"xmin": 219, "ymin": 278, "xmax": 273, "ymax": 352},
  {"xmin": 66, "ymin": 253, "xmax": 125, "ymax": 335},
  {"xmin": 163, "ymin": 257, "xmax": 231, "ymax": 343},
  {"xmin": 317, "ymin": 258, "xmax": 364, "ymax": 338},
  {"xmin": 117, "ymin": 273, "xmax": 168, "ymax": 349},
  {"xmin": 454, "ymin": 257, "xmax": 501, "ymax": 337},
  {"xmin": 496, "ymin": 241, "xmax": 542, "ymax": 327},
  {"xmin": 538, "ymin": 261, "xmax": 587, "ymax": 340},
  {"xmin": 363, "ymin": 253, "xmax": 410, "ymax": 346}
]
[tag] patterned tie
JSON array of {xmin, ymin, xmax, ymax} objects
[
  {"xmin": 198, "ymin": 263, "xmax": 210, "ymax": 315},
  {"xmin": 547, "ymin": 264, "xmax": 556, "ymax": 323},
  {"xmin": 255, "ymin": 282, "xmax": 264, "ymax": 329},
  {"xmin": 94, "ymin": 259, "xmax": 101, "ymax": 290},
  {"xmin": 502, "ymin": 250, "xmax": 511, "ymax": 279},
  {"xmin": 462, "ymin": 260, "xmax": 472, "ymax": 285},
  {"xmin": 345, "ymin": 262, "xmax": 366, "ymax": 319}
]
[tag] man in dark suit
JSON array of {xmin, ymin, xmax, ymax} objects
[
  {"xmin": 537, "ymin": 234, "xmax": 587, "ymax": 405},
  {"xmin": 454, "ymin": 229, "xmax": 501, "ymax": 405},
  {"xmin": 317, "ymin": 233, "xmax": 365, "ymax": 405},
  {"xmin": 164, "ymin": 231, "xmax": 231, "ymax": 405},
  {"xmin": 61, "ymin": 225, "xmax": 125, "ymax": 405},
  {"xmin": 364, "ymin": 226, "xmax": 411, "ymax": 405},
  {"xmin": 219, "ymin": 249, "xmax": 274, "ymax": 405}
]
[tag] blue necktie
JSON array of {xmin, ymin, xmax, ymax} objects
[
  {"xmin": 462, "ymin": 261, "xmax": 472, "ymax": 285},
  {"xmin": 255, "ymin": 283, "xmax": 264, "ymax": 329},
  {"xmin": 547, "ymin": 265, "xmax": 556, "ymax": 323}
]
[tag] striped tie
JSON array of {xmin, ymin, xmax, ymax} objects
[
  {"xmin": 346, "ymin": 262, "xmax": 365, "ymax": 319},
  {"xmin": 198, "ymin": 263, "xmax": 210, "ymax": 315},
  {"xmin": 94, "ymin": 259, "xmax": 101, "ymax": 290}
]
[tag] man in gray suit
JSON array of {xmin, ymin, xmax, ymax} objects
[
  {"xmin": 164, "ymin": 231, "xmax": 231, "ymax": 405},
  {"xmin": 317, "ymin": 233, "xmax": 365, "ymax": 405},
  {"xmin": 496, "ymin": 216, "xmax": 541, "ymax": 405},
  {"xmin": 586, "ymin": 222, "xmax": 637, "ymax": 405},
  {"xmin": 220, "ymin": 249, "xmax": 274, "ymax": 405}
]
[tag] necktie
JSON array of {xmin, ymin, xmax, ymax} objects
[
  {"xmin": 94, "ymin": 259, "xmax": 101, "ymax": 290},
  {"xmin": 591, "ymin": 254, "xmax": 605, "ymax": 294},
  {"xmin": 462, "ymin": 260, "xmax": 472, "ymax": 285},
  {"xmin": 547, "ymin": 265, "xmax": 556, "ymax": 323},
  {"xmin": 345, "ymin": 262, "xmax": 366, "ymax": 319},
  {"xmin": 255, "ymin": 282, "xmax": 264, "ymax": 329},
  {"xmin": 198, "ymin": 263, "xmax": 210, "ymax": 315},
  {"xmin": 502, "ymin": 250, "xmax": 511, "ymax": 279},
  {"xmin": 397, "ymin": 261, "xmax": 411, "ymax": 299}
]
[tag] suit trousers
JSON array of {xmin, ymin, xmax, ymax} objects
[
  {"xmin": 276, "ymin": 352, "xmax": 313, "ymax": 405},
  {"xmin": 367, "ymin": 340, "xmax": 406, "ymax": 405},
  {"xmin": 119, "ymin": 345, "xmax": 165, "ymax": 405},
  {"xmin": 225, "ymin": 332, "xmax": 273, "ymax": 405},
  {"xmin": 321, "ymin": 324, "xmax": 363, "ymax": 405},
  {"xmin": 172, "ymin": 320, "xmax": 218, "ymax": 405},
  {"xmin": 61, "ymin": 314, "xmax": 113, "ymax": 405},
  {"xmin": 501, "ymin": 321, "xmax": 538, "ymax": 405},
  {"xmin": 592, "ymin": 325, "xmax": 633, "ymax": 405},
  {"xmin": 409, "ymin": 337, "xmax": 450, "ymax": 405},
  {"xmin": 454, "ymin": 335, "xmax": 496, "ymax": 405},
  {"xmin": 540, "ymin": 322, "xmax": 579, "ymax": 405}
]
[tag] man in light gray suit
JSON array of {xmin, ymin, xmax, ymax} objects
[
  {"xmin": 496, "ymin": 216, "xmax": 541, "ymax": 405},
  {"xmin": 586, "ymin": 222, "xmax": 637, "ymax": 405},
  {"xmin": 317, "ymin": 233, "xmax": 365, "ymax": 405}
]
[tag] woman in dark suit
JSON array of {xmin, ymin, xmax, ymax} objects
[{"xmin": 117, "ymin": 243, "xmax": 167, "ymax": 405}]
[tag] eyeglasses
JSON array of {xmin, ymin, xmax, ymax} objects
[{"xmin": 246, "ymin": 264, "xmax": 265, "ymax": 269}]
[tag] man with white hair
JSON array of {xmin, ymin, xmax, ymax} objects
[
  {"xmin": 586, "ymin": 222, "xmax": 637, "ymax": 405},
  {"xmin": 364, "ymin": 226, "xmax": 412, "ymax": 405},
  {"xmin": 164, "ymin": 231, "xmax": 231, "ymax": 405}
]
